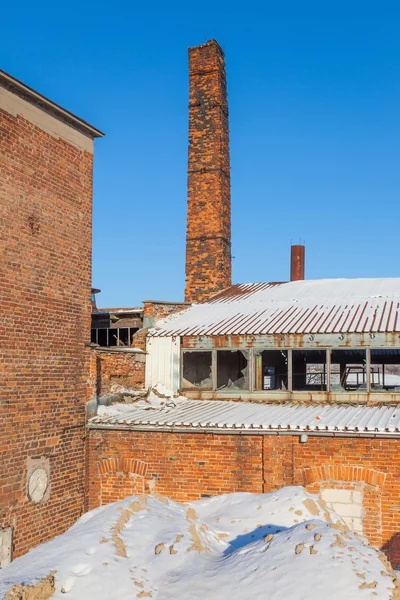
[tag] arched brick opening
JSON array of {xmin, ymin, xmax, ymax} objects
[
  {"xmin": 98, "ymin": 458, "xmax": 151, "ymax": 505},
  {"xmin": 301, "ymin": 464, "xmax": 386, "ymax": 547}
]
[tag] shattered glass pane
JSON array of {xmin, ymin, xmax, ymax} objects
[
  {"xmin": 182, "ymin": 351, "xmax": 212, "ymax": 389},
  {"xmin": 216, "ymin": 350, "xmax": 249, "ymax": 391}
]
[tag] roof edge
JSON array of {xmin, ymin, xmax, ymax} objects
[{"xmin": 0, "ymin": 69, "xmax": 105, "ymax": 139}]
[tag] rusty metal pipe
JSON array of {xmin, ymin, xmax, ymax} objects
[{"xmin": 290, "ymin": 245, "xmax": 305, "ymax": 281}]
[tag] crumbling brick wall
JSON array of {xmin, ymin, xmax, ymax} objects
[
  {"xmin": 185, "ymin": 40, "xmax": 231, "ymax": 303},
  {"xmin": 143, "ymin": 301, "xmax": 190, "ymax": 325},
  {"xmin": 93, "ymin": 349, "xmax": 146, "ymax": 395},
  {"xmin": 87, "ymin": 428, "xmax": 400, "ymax": 567},
  {"xmin": 0, "ymin": 77, "xmax": 100, "ymax": 559}
]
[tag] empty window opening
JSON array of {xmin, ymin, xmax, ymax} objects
[
  {"xmin": 92, "ymin": 327, "xmax": 138, "ymax": 348},
  {"xmin": 292, "ymin": 350, "xmax": 327, "ymax": 391},
  {"xmin": 217, "ymin": 350, "xmax": 249, "ymax": 391},
  {"xmin": 108, "ymin": 330, "xmax": 118, "ymax": 346},
  {"xmin": 255, "ymin": 350, "xmax": 288, "ymax": 391},
  {"xmin": 97, "ymin": 328, "xmax": 108, "ymax": 347},
  {"xmin": 330, "ymin": 349, "xmax": 367, "ymax": 392},
  {"xmin": 182, "ymin": 352, "xmax": 212, "ymax": 389},
  {"xmin": 370, "ymin": 349, "xmax": 400, "ymax": 392},
  {"xmin": 118, "ymin": 328, "xmax": 129, "ymax": 346}
]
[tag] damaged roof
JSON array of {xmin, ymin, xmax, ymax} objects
[
  {"xmin": 150, "ymin": 278, "xmax": 400, "ymax": 337},
  {"xmin": 89, "ymin": 397, "xmax": 400, "ymax": 437}
]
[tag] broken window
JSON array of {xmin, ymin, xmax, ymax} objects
[
  {"xmin": 216, "ymin": 350, "xmax": 249, "ymax": 391},
  {"xmin": 182, "ymin": 351, "xmax": 212, "ymax": 389},
  {"xmin": 370, "ymin": 349, "xmax": 400, "ymax": 392},
  {"xmin": 254, "ymin": 350, "xmax": 288, "ymax": 391},
  {"xmin": 292, "ymin": 350, "xmax": 328, "ymax": 391},
  {"xmin": 330, "ymin": 349, "xmax": 367, "ymax": 392}
]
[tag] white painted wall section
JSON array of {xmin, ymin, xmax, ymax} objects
[
  {"xmin": 320, "ymin": 488, "xmax": 363, "ymax": 534},
  {"xmin": 145, "ymin": 336, "xmax": 180, "ymax": 393},
  {"xmin": 0, "ymin": 528, "xmax": 12, "ymax": 568}
]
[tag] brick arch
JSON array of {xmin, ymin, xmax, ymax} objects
[
  {"xmin": 97, "ymin": 457, "xmax": 150, "ymax": 505},
  {"xmin": 98, "ymin": 457, "xmax": 148, "ymax": 478},
  {"xmin": 302, "ymin": 464, "xmax": 386, "ymax": 488}
]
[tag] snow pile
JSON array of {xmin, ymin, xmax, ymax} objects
[{"xmin": 1, "ymin": 487, "xmax": 398, "ymax": 600}]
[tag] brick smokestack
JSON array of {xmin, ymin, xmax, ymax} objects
[
  {"xmin": 185, "ymin": 40, "xmax": 232, "ymax": 303},
  {"xmin": 290, "ymin": 245, "xmax": 305, "ymax": 281}
]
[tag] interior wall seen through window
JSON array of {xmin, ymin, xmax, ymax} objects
[
  {"xmin": 217, "ymin": 350, "xmax": 249, "ymax": 390},
  {"xmin": 182, "ymin": 352, "xmax": 212, "ymax": 389},
  {"xmin": 255, "ymin": 350, "xmax": 288, "ymax": 391}
]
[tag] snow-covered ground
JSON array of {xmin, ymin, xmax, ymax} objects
[{"xmin": 1, "ymin": 487, "xmax": 398, "ymax": 600}]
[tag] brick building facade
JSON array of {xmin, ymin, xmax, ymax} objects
[
  {"xmin": 4, "ymin": 36, "xmax": 400, "ymax": 579},
  {"xmin": 0, "ymin": 70, "xmax": 103, "ymax": 563},
  {"xmin": 87, "ymin": 424, "xmax": 400, "ymax": 567}
]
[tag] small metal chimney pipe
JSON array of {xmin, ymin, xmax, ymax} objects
[{"xmin": 290, "ymin": 245, "xmax": 305, "ymax": 281}]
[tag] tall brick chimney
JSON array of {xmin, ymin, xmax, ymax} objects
[{"xmin": 184, "ymin": 40, "xmax": 232, "ymax": 303}]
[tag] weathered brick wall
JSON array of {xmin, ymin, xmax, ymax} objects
[
  {"xmin": 185, "ymin": 40, "xmax": 231, "ymax": 303},
  {"xmin": 93, "ymin": 349, "xmax": 146, "ymax": 395},
  {"xmin": 87, "ymin": 430, "xmax": 262, "ymax": 509},
  {"xmin": 0, "ymin": 85, "xmax": 97, "ymax": 558},
  {"xmin": 143, "ymin": 301, "xmax": 189, "ymax": 324},
  {"xmin": 87, "ymin": 428, "xmax": 400, "ymax": 566}
]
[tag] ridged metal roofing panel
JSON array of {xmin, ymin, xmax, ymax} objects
[
  {"xmin": 150, "ymin": 279, "xmax": 400, "ymax": 337},
  {"xmin": 90, "ymin": 399, "xmax": 400, "ymax": 435}
]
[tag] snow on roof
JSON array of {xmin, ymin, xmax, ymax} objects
[
  {"xmin": 89, "ymin": 397, "xmax": 400, "ymax": 436},
  {"xmin": 150, "ymin": 278, "xmax": 400, "ymax": 337}
]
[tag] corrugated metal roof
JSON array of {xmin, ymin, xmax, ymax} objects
[
  {"xmin": 208, "ymin": 283, "xmax": 284, "ymax": 304},
  {"xmin": 89, "ymin": 398, "xmax": 400, "ymax": 436},
  {"xmin": 150, "ymin": 278, "xmax": 400, "ymax": 336}
]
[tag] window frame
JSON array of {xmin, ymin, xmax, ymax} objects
[{"xmin": 179, "ymin": 346, "xmax": 400, "ymax": 395}]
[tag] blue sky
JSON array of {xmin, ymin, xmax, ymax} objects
[{"xmin": 2, "ymin": 1, "xmax": 400, "ymax": 307}]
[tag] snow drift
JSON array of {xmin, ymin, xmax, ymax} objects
[{"xmin": 1, "ymin": 487, "xmax": 398, "ymax": 599}]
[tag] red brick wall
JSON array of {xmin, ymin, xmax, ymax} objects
[
  {"xmin": 92, "ymin": 349, "xmax": 146, "ymax": 395},
  {"xmin": 87, "ymin": 428, "xmax": 400, "ymax": 566},
  {"xmin": 185, "ymin": 40, "xmax": 231, "ymax": 303},
  {"xmin": 143, "ymin": 301, "xmax": 189, "ymax": 323},
  {"xmin": 87, "ymin": 430, "xmax": 262, "ymax": 509},
  {"xmin": 0, "ymin": 100, "xmax": 94, "ymax": 558}
]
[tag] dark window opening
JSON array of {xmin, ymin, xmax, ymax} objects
[
  {"xmin": 292, "ymin": 350, "xmax": 327, "ymax": 391},
  {"xmin": 118, "ymin": 328, "xmax": 129, "ymax": 346},
  {"xmin": 91, "ymin": 329, "xmax": 97, "ymax": 344},
  {"xmin": 182, "ymin": 352, "xmax": 212, "ymax": 389},
  {"xmin": 108, "ymin": 330, "xmax": 118, "ymax": 346},
  {"xmin": 370, "ymin": 349, "xmax": 400, "ymax": 392},
  {"xmin": 97, "ymin": 328, "xmax": 108, "ymax": 347},
  {"xmin": 330, "ymin": 349, "xmax": 367, "ymax": 392},
  {"xmin": 217, "ymin": 350, "xmax": 249, "ymax": 390},
  {"xmin": 255, "ymin": 350, "xmax": 288, "ymax": 391},
  {"xmin": 130, "ymin": 328, "xmax": 139, "ymax": 345}
]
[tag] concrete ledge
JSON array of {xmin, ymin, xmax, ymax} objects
[{"xmin": 93, "ymin": 346, "xmax": 146, "ymax": 354}]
